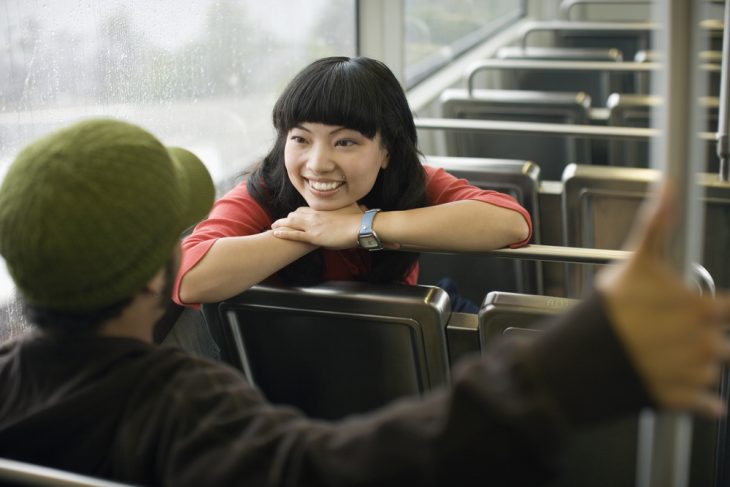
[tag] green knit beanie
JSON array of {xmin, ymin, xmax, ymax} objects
[{"xmin": 0, "ymin": 118, "xmax": 215, "ymax": 312}]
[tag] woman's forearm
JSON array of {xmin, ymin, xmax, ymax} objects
[
  {"xmin": 178, "ymin": 231, "xmax": 317, "ymax": 304},
  {"xmin": 374, "ymin": 200, "xmax": 529, "ymax": 251}
]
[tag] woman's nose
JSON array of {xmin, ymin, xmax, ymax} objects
[{"xmin": 306, "ymin": 143, "xmax": 336, "ymax": 173}]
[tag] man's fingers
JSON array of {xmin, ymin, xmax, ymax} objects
[
  {"xmin": 662, "ymin": 388, "xmax": 727, "ymax": 419},
  {"xmin": 711, "ymin": 293, "xmax": 730, "ymax": 329},
  {"xmin": 686, "ymin": 391, "xmax": 726, "ymax": 419},
  {"xmin": 714, "ymin": 334, "xmax": 730, "ymax": 365}
]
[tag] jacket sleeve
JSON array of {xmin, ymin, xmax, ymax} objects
[{"xmin": 154, "ymin": 292, "xmax": 651, "ymax": 487}]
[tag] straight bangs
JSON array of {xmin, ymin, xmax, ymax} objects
[{"xmin": 273, "ymin": 60, "xmax": 381, "ymax": 139}]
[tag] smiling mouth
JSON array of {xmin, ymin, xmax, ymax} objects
[{"xmin": 307, "ymin": 179, "xmax": 345, "ymax": 192}]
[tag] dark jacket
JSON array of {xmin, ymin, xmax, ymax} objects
[{"xmin": 0, "ymin": 293, "xmax": 650, "ymax": 486}]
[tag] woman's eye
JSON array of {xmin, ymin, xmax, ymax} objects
[
  {"xmin": 290, "ymin": 135, "xmax": 307, "ymax": 144},
  {"xmin": 335, "ymin": 139, "xmax": 356, "ymax": 147}
]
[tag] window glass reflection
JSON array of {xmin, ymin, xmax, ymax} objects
[
  {"xmin": 405, "ymin": 0, "xmax": 523, "ymax": 86},
  {"xmin": 0, "ymin": 0, "xmax": 356, "ymax": 329}
]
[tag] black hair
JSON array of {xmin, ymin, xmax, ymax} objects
[
  {"xmin": 247, "ymin": 56, "xmax": 428, "ymax": 284},
  {"xmin": 24, "ymin": 256, "xmax": 178, "ymax": 336}
]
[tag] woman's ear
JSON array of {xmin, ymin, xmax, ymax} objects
[{"xmin": 380, "ymin": 148, "xmax": 390, "ymax": 169}]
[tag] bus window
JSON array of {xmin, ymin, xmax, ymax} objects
[
  {"xmin": 1, "ymin": 0, "xmax": 356, "ymax": 184},
  {"xmin": 0, "ymin": 0, "xmax": 356, "ymax": 338},
  {"xmin": 404, "ymin": 0, "xmax": 524, "ymax": 87}
]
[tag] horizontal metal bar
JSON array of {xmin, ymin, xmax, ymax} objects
[
  {"xmin": 406, "ymin": 243, "xmax": 630, "ymax": 264},
  {"xmin": 0, "ymin": 458, "xmax": 131, "ymax": 487},
  {"xmin": 467, "ymin": 58, "xmax": 718, "ymax": 73},
  {"xmin": 412, "ymin": 245, "xmax": 714, "ymax": 293},
  {"xmin": 415, "ymin": 117, "xmax": 657, "ymax": 139},
  {"xmin": 560, "ymin": 0, "xmax": 655, "ymax": 20},
  {"xmin": 465, "ymin": 59, "xmax": 718, "ymax": 96},
  {"xmin": 520, "ymin": 20, "xmax": 659, "ymax": 48},
  {"xmin": 468, "ymin": 59, "xmax": 660, "ymax": 72},
  {"xmin": 414, "ymin": 117, "xmax": 717, "ymax": 142},
  {"xmin": 486, "ymin": 244, "xmax": 629, "ymax": 264},
  {"xmin": 466, "ymin": 60, "xmax": 658, "ymax": 96},
  {"xmin": 522, "ymin": 20, "xmax": 659, "ymax": 35}
]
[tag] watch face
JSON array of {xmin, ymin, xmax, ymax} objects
[{"xmin": 359, "ymin": 234, "xmax": 381, "ymax": 250}]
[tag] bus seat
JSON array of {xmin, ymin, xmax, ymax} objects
[
  {"xmin": 201, "ymin": 281, "xmax": 451, "ymax": 420},
  {"xmin": 467, "ymin": 58, "xmax": 651, "ymax": 108},
  {"xmin": 634, "ymin": 50, "xmax": 721, "ymax": 96},
  {"xmin": 496, "ymin": 46, "xmax": 625, "ymax": 108},
  {"xmin": 561, "ymin": 163, "xmax": 730, "ymax": 293},
  {"xmin": 478, "ymin": 290, "xmax": 638, "ymax": 487},
  {"xmin": 605, "ymin": 93, "xmax": 719, "ymax": 170},
  {"xmin": 519, "ymin": 20, "xmax": 654, "ymax": 62},
  {"xmin": 418, "ymin": 156, "xmax": 543, "ymax": 300},
  {"xmin": 444, "ymin": 311, "xmax": 480, "ymax": 366},
  {"xmin": 438, "ymin": 89, "xmax": 591, "ymax": 181},
  {"xmin": 605, "ymin": 93, "xmax": 661, "ymax": 167},
  {"xmin": 478, "ymin": 291, "xmax": 576, "ymax": 347},
  {"xmin": 0, "ymin": 457, "xmax": 132, "ymax": 487},
  {"xmin": 479, "ymin": 288, "xmax": 726, "ymax": 487}
]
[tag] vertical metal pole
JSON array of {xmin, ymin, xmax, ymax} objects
[
  {"xmin": 712, "ymin": 4, "xmax": 730, "ymax": 484},
  {"xmin": 637, "ymin": 0, "xmax": 705, "ymax": 486},
  {"xmin": 716, "ymin": 0, "xmax": 730, "ymax": 181},
  {"xmin": 357, "ymin": 0, "xmax": 405, "ymax": 85}
]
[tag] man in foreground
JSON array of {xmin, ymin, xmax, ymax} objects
[{"xmin": 0, "ymin": 118, "xmax": 729, "ymax": 486}]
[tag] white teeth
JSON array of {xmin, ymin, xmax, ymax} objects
[{"xmin": 309, "ymin": 180, "xmax": 343, "ymax": 191}]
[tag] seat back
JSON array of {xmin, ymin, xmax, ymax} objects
[
  {"xmin": 606, "ymin": 93, "xmax": 720, "ymax": 170},
  {"xmin": 444, "ymin": 311, "xmax": 480, "ymax": 366},
  {"xmin": 467, "ymin": 57, "xmax": 651, "ymax": 110},
  {"xmin": 419, "ymin": 155, "xmax": 543, "ymax": 299},
  {"xmin": 634, "ymin": 49, "xmax": 720, "ymax": 97},
  {"xmin": 0, "ymin": 458, "xmax": 132, "ymax": 487},
  {"xmin": 605, "ymin": 93, "xmax": 661, "ymax": 167},
  {"xmin": 496, "ymin": 46, "xmax": 625, "ymax": 108},
  {"xmin": 478, "ymin": 290, "xmax": 639, "ymax": 487},
  {"xmin": 478, "ymin": 291, "xmax": 577, "ymax": 347},
  {"xmin": 439, "ymin": 89, "xmax": 591, "ymax": 181},
  {"xmin": 553, "ymin": 29, "xmax": 649, "ymax": 63},
  {"xmin": 562, "ymin": 163, "xmax": 654, "ymax": 296},
  {"xmin": 519, "ymin": 20, "xmax": 655, "ymax": 62},
  {"xmin": 479, "ymin": 288, "xmax": 726, "ymax": 487},
  {"xmin": 562, "ymin": 163, "xmax": 730, "ymax": 293},
  {"xmin": 201, "ymin": 281, "xmax": 451, "ymax": 420}
]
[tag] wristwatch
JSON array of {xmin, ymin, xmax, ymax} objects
[{"xmin": 357, "ymin": 209, "xmax": 383, "ymax": 251}]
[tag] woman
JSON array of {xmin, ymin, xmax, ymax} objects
[{"xmin": 174, "ymin": 57, "xmax": 531, "ymax": 307}]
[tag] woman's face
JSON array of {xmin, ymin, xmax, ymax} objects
[{"xmin": 284, "ymin": 122, "xmax": 389, "ymax": 211}]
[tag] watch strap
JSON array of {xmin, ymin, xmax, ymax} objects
[
  {"xmin": 359, "ymin": 209, "xmax": 380, "ymax": 235},
  {"xmin": 357, "ymin": 208, "xmax": 382, "ymax": 250}
]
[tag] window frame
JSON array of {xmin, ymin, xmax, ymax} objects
[{"xmin": 356, "ymin": 0, "xmax": 526, "ymax": 88}]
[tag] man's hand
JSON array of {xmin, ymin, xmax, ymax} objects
[{"xmin": 597, "ymin": 184, "xmax": 730, "ymax": 418}]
